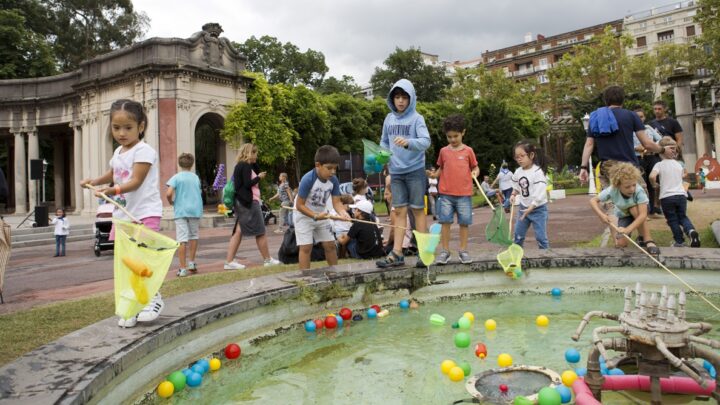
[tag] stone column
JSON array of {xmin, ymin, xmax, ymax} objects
[
  {"xmin": 27, "ymin": 128, "xmax": 39, "ymax": 209},
  {"xmin": 72, "ymin": 124, "xmax": 83, "ymax": 213},
  {"xmin": 13, "ymin": 131, "xmax": 27, "ymax": 214},
  {"xmin": 81, "ymin": 120, "xmax": 93, "ymax": 215},
  {"xmin": 53, "ymin": 137, "xmax": 65, "ymax": 210},
  {"xmin": 714, "ymin": 115, "xmax": 720, "ymax": 159},
  {"xmin": 667, "ymin": 68, "xmax": 697, "ymax": 165},
  {"xmin": 695, "ymin": 119, "xmax": 706, "ymax": 158}
]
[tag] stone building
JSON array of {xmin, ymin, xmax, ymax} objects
[{"xmin": 0, "ymin": 23, "xmax": 250, "ymax": 216}]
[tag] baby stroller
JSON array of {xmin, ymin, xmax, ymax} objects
[
  {"xmin": 93, "ymin": 203, "xmax": 114, "ymax": 256},
  {"xmin": 260, "ymin": 200, "xmax": 277, "ymax": 225}
]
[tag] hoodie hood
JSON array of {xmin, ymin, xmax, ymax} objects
[{"xmin": 386, "ymin": 79, "xmax": 417, "ymax": 118}]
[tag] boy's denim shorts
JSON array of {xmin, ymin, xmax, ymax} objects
[
  {"xmin": 437, "ymin": 195, "xmax": 473, "ymax": 225},
  {"xmin": 391, "ymin": 167, "xmax": 427, "ymax": 209}
]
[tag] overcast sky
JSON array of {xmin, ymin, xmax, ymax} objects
[{"xmin": 133, "ymin": 0, "xmax": 664, "ymax": 85}]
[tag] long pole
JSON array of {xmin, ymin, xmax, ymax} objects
[
  {"xmin": 588, "ymin": 156, "xmax": 597, "ymax": 195},
  {"xmin": 82, "ymin": 184, "xmax": 140, "ymax": 223}
]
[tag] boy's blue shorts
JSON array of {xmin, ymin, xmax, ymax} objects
[
  {"xmin": 437, "ymin": 195, "xmax": 472, "ymax": 225},
  {"xmin": 391, "ymin": 167, "xmax": 427, "ymax": 209}
]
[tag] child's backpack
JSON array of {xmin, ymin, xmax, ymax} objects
[
  {"xmin": 278, "ymin": 226, "xmax": 330, "ymax": 264},
  {"xmin": 223, "ymin": 177, "xmax": 234, "ymax": 207}
]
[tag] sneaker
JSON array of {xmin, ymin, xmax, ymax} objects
[
  {"xmin": 188, "ymin": 262, "xmax": 198, "ymax": 273},
  {"xmin": 376, "ymin": 251, "xmax": 404, "ymax": 268},
  {"xmin": 264, "ymin": 257, "xmax": 281, "ymax": 267},
  {"xmin": 177, "ymin": 268, "xmax": 188, "ymax": 277},
  {"xmin": 118, "ymin": 315, "xmax": 137, "ymax": 328},
  {"xmin": 224, "ymin": 261, "xmax": 246, "ymax": 270},
  {"xmin": 671, "ymin": 242, "xmax": 686, "ymax": 248},
  {"xmin": 458, "ymin": 251, "xmax": 472, "ymax": 264},
  {"xmin": 137, "ymin": 293, "xmax": 164, "ymax": 323},
  {"xmin": 435, "ymin": 250, "xmax": 450, "ymax": 265},
  {"xmin": 689, "ymin": 230, "xmax": 701, "ymax": 248},
  {"xmin": 274, "ymin": 228, "xmax": 285, "ymax": 234}
]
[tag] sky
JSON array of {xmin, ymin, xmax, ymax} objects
[{"xmin": 133, "ymin": 0, "xmax": 664, "ymax": 85}]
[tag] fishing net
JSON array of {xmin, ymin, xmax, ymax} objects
[
  {"xmin": 362, "ymin": 138, "xmax": 392, "ymax": 175},
  {"xmin": 486, "ymin": 208, "xmax": 512, "ymax": 246},
  {"xmin": 497, "ymin": 243, "xmax": 524, "ymax": 279}
]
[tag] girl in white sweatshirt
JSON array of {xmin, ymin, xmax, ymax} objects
[
  {"xmin": 51, "ymin": 208, "xmax": 69, "ymax": 257},
  {"xmin": 511, "ymin": 140, "xmax": 549, "ymax": 249}
]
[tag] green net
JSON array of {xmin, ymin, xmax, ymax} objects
[
  {"xmin": 485, "ymin": 208, "xmax": 512, "ymax": 246},
  {"xmin": 363, "ymin": 139, "xmax": 392, "ymax": 175}
]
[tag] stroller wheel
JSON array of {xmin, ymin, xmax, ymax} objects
[{"xmin": 94, "ymin": 248, "xmax": 101, "ymax": 257}]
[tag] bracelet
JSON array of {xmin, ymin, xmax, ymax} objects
[
  {"xmin": 580, "ymin": 166, "xmax": 589, "ymax": 171},
  {"xmin": 114, "ymin": 184, "xmax": 122, "ymax": 195}
]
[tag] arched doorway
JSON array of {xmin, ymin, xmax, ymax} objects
[{"xmin": 194, "ymin": 113, "xmax": 225, "ymax": 206}]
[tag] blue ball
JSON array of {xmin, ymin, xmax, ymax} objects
[
  {"xmin": 367, "ymin": 308, "xmax": 377, "ymax": 319},
  {"xmin": 304, "ymin": 320, "xmax": 316, "ymax": 332},
  {"xmin": 608, "ymin": 368, "xmax": 625, "ymax": 375},
  {"xmin": 181, "ymin": 368, "xmax": 193, "ymax": 377},
  {"xmin": 352, "ymin": 314, "xmax": 363, "ymax": 321},
  {"xmin": 600, "ymin": 365, "xmax": 608, "ymax": 375},
  {"xmin": 335, "ymin": 315, "xmax": 343, "ymax": 327},
  {"xmin": 565, "ymin": 348, "xmax": 581, "ymax": 363},
  {"xmin": 599, "ymin": 355, "xmax": 606, "ymax": 364},
  {"xmin": 429, "ymin": 223, "xmax": 442, "ymax": 234},
  {"xmin": 703, "ymin": 360, "xmax": 716, "ymax": 378},
  {"xmin": 186, "ymin": 372, "xmax": 203, "ymax": 387},
  {"xmin": 555, "ymin": 385, "xmax": 572, "ymax": 403},
  {"xmin": 399, "ymin": 300, "xmax": 410, "ymax": 309},
  {"xmin": 191, "ymin": 364, "xmax": 205, "ymax": 375},
  {"xmin": 575, "ymin": 367, "xmax": 587, "ymax": 377},
  {"xmin": 551, "ymin": 287, "xmax": 562, "ymax": 296},
  {"xmin": 196, "ymin": 359, "xmax": 210, "ymax": 373}
]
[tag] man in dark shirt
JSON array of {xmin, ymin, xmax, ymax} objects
[{"xmin": 649, "ymin": 100, "xmax": 683, "ymax": 145}]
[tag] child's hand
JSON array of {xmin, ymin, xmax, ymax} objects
[
  {"xmin": 602, "ymin": 214, "xmax": 612, "ymax": 224},
  {"xmin": 258, "ymin": 171, "xmax": 267, "ymax": 179},
  {"xmin": 393, "ymin": 137, "xmax": 408, "ymax": 147},
  {"xmin": 315, "ymin": 212, "xmax": 329, "ymax": 221},
  {"xmin": 616, "ymin": 226, "xmax": 628, "ymax": 236},
  {"xmin": 96, "ymin": 186, "xmax": 113, "ymax": 197},
  {"xmin": 80, "ymin": 179, "xmax": 93, "ymax": 187}
]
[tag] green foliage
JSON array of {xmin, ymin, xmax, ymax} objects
[
  {"xmin": 325, "ymin": 93, "xmax": 372, "ymax": 153},
  {"xmin": 282, "ymin": 85, "xmax": 331, "ymax": 178},
  {"xmin": 462, "ymin": 98, "xmax": 524, "ymax": 171},
  {"xmin": 447, "ymin": 65, "xmax": 544, "ymax": 109},
  {"xmin": 416, "ymin": 101, "xmax": 459, "ymax": 159},
  {"xmin": 0, "ymin": 9, "xmax": 56, "ymax": 79},
  {"xmin": 370, "ymin": 47, "xmax": 452, "ymax": 102},
  {"xmin": 316, "ymin": 75, "xmax": 362, "ymax": 95},
  {"xmin": 695, "ymin": 0, "xmax": 720, "ymax": 79}
]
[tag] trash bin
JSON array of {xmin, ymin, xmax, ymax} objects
[{"xmin": 34, "ymin": 205, "xmax": 48, "ymax": 227}]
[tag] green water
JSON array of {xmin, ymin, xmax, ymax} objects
[{"xmin": 149, "ymin": 292, "xmax": 719, "ymax": 404}]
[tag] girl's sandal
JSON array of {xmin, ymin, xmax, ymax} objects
[{"xmin": 644, "ymin": 240, "xmax": 661, "ymax": 256}]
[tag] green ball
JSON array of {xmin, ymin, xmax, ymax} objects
[
  {"xmin": 451, "ymin": 322, "xmax": 459, "ymax": 329},
  {"xmin": 458, "ymin": 317, "xmax": 471, "ymax": 330},
  {"xmin": 459, "ymin": 361, "xmax": 471, "ymax": 376},
  {"xmin": 168, "ymin": 370, "xmax": 187, "ymax": 391},
  {"xmin": 454, "ymin": 332, "xmax": 471, "ymax": 348},
  {"xmin": 537, "ymin": 386, "xmax": 562, "ymax": 405},
  {"xmin": 514, "ymin": 396, "xmax": 534, "ymax": 405}
]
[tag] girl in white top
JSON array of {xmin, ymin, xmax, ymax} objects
[
  {"xmin": 81, "ymin": 99, "xmax": 164, "ymax": 328},
  {"xmin": 510, "ymin": 140, "xmax": 550, "ymax": 249},
  {"xmin": 51, "ymin": 208, "xmax": 69, "ymax": 257}
]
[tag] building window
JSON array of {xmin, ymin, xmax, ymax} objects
[
  {"xmin": 542, "ymin": 44, "xmax": 551, "ymax": 50},
  {"xmin": 637, "ymin": 36, "xmax": 647, "ymax": 47},
  {"xmin": 686, "ymin": 25, "xmax": 696, "ymax": 37},
  {"xmin": 539, "ymin": 57, "xmax": 548, "ymax": 68},
  {"xmin": 639, "ymin": 22, "xmax": 647, "ymax": 28},
  {"xmin": 505, "ymin": 53, "xmax": 513, "ymax": 59},
  {"xmin": 538, "ymin": 74, "xmax": 549, "ymax": 84},
  {"xmin": 657, "ymin": 30, "xmax": 674, "ymax": 42}
]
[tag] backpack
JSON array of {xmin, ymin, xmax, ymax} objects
[
  {"xmin": 277, "ymin": 226, "xmax": 330, "ymax": 264},
  {"xmin": 223, "ymin": 178, "xmax": 234, "ymax": 207}
]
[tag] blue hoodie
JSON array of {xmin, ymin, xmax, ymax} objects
[{"xmin": 380, "ymin": 79, "xmax": 431, "ymax": 175}]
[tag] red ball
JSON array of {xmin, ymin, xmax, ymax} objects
[
  {"xmin": 499, "ymin": 384, "xmax": 508, "ymax": 393},
  {"xmin": 314, "ymin": 319, "xmax": 324, "ymax": 330},
  {"xmin": 225, "ymin": 343, "xmax": 241, "ymax": 360},
  {"xmin": 324, "ymin": 315, "xmax": 338, "ymax": 329},
  {"xmin": 371, "ymin": 305, "xmax": 381, "ymax": 313},
  {"xmin": 339, "ymin": 308, "xmax": 352, "ymax": 320}
]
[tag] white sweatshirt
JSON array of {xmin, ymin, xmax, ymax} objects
[
  {"xmin": 51, "ymin": 217, "xmax": 69, "ymax": 236},
  {"xmin": 512, "ymin": 164, "xmax": 548, "ymax": 208}
]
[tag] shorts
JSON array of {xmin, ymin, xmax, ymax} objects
[
  {"xmin": 175, "ymin": 217, "xmax": 199, "ymax": 242},
  {"xmin": 109, "ymin": 216, "xmax": 161, "ymax": 241},
  {"xmin": 294, "ymin": 214, "xmax": 335, "ymax": 246},
  {"xmin": 615, "ymin": 216, "xmax": 634, "ymax": 239},
  {"xmin": 436, "ymin": 195, "xmax": 473, "ymax": 225},
  {"xmin": 391, "ymin": 167, "xmax": 427, "ymax": 209},
  {"xmin": 233, "ymin": 200, "xmax": 265, "ymax": 237}
]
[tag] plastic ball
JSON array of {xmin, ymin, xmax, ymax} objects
[
  {"xmin": 352, "ymin": 314, "xmax": 363, "ymax": 321},
  {"xmin": 451, "ymin": 322, "xmax": 459, "ymax": 329},
  {"xmin": 314, "ymin": 319, "xmax": 324, "ymax": 330},
  {"xmin": 499, "ymin": 384, "xmax": 509, "ymax": 393},
  {"xmin": 555, "ymin": 385, "xmax": 572, "ymax": 403},
  {"xmin": 209, "ymin": 358, "xmax": 221, "ymax": 372},
  {"xmin": 339, "ymin": 307, "xmax": 353, "ymax": 320},
  {"xmin": 704, "ymin": 360, "xmax": 717, "ymax": 378},
  {"xmin": 458, "ymin": 317, "xmax": 471, "ymax": 330},
  {"xmin": 186, "ymin": 372, "xmax": 203, "ymax": 388},
  {"xmin": 463, "ymin": 312, "xmax": 475, "ymax": 322},
  {"xmin": 561, "ymin": 370, "xmax": 578, "ymax": 387},
  {"xmin": 459, "ymin": 361, "xmax": 471, "ymax": 376},
  {"xmin": 514, "ymin": 396, "xmax": 534, "ymax": 405},
  {"xmin": 551, "ymin": 287, "xmax": 562, "ymax": 296},
  {"xmin": 196, "ymin": 359, "xmax": 210, "ymax": 373},
  {"xmin": 564, "ymin": 348, "xmax": 581, "ymax": 364},
  {"xmin": 536, "ymin": 315, "xmax": 549, "ymax": 327},
  {"xmin": 608, "ymin": 368, "xmax": 625, "ymax": 375},
  {"xmin": 537, "ymin": 386, "xmax": 562, "ymax": 405},
  {"xmin": 498, "ymin": 353, "xmax": 513, "ymax": 368},
  {"xmin": 575, "ymin": 367, "xmax": 587, "ymax": 377},
  {"xmin": 167, "ymin": 371, "xmax": 187, "ymax": 391},
  {"xmin": 191, "ymin": 364, "xmax": 205, "ymax": 375},
  {"xmin": 157, "ymin": 381, "xmax": 174, "ymax": 398},
  {"xmin": 440, "ymin": 359, "xmax": 456, "ymax": 374},
  {"xmin": 376, "ymin": 150, "xmax": 392, "ymax": 164},
  {"xmin": 454, "ymin": 332, "xmax": 471, "ymax": 348},
  {"xmin": 304, "ymin": 320, "xmax": 316, "ymax": 332},
  {"xmin": 429, "ymin": 223, "xmax": 442, "ymax": 234},
  {"xmin": 181, "ymin": 368, "xmax": 193, "ymax": 377},
  {"xmin": 474, "ymin": 343, "xmax": 488, "ymax": 359},
  {"xmin": 399, "ymin": 300, "xmax": 410, "ymax": 309},
  {"xmin": 448, "ymin": 366, "xmax": 465, "ymax": 382},
  {"xmin": 225, "ymin": 343, "xmax": 241, "ymax": 359},
  {"xmin": 429, "ymin": 313, "xmax": 445, "ymax": 326},
  {"xmin": 371, "ymin": 304, "xmax": 382, "ymax": 313},
  {"xmin": 365, "ymin": 155, "xmax": 376, "ymax": 166},
  {"xmin": 485, "ymin": 319, "xmax": 497, "ymax": 331},
  {"xmin": 367, "ymin": 308, "xmax": 377, "ymax": 319},
  {"xmin": 336, "ymin": 315, "xmax": 344, "ymax": 327},
  {"xmin": 324, "ymin": 315, "xmax": 338, "ymax": 329},
  {"xmin": 513, "ymin": 268, "xmax": 523, "ymax": 278},
  {"xmin": 600, "ymin": 365, "xmax": 608, "ymax": 375}
]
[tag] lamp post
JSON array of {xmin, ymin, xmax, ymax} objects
[{"xmin": 582, "ymin": 113, "xmax": 597, "ymax": 195}]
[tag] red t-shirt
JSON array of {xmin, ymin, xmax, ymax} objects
[{"xmin": 436, "ymin": 145, "xmax": 478, "ymax": 196}]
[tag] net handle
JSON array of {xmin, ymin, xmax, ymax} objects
[
  {"xmin": 472, "ymin": 176, "xmax": 495, "ymax": 211},
  {"xmin": 83, "ymin": 184, "xmax": 141, "ymax": 223},
  {"xmin": 281, "ymin": 205, "xmax": 410, "ymax": 231},
  {"xmin": 509, "ymin": 199, "xmax": 515, "ymax": 236}
]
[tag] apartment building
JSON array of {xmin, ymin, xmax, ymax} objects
[{"xmin": 624, "ymin": 1, "xmax": 701, "ymax": 57}]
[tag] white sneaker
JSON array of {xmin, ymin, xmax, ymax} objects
[
  {"xmin": 137, "ymin": 293, "xmax": 164, "ymax": 323},
  {"xmin": 273, "ymin": 228, "xmax": 285, "ymax": 234},
  {"xmin": 177, "ymin": 268, "xmax": 188, "ymax": 277},
  {"xmin": 264, "ymin": 257, "xmax": 281, "ymax": 267},
  {"xmin": 118, "ymin": 315, "xmax": 138, "ymax": 328},
  {"xmin": 188, "ymin": 262, "xmax": 198, "ymax": 273},
  {"xmin": 224, "ymin": 261, "xmax": 246, "ymax": 270}
]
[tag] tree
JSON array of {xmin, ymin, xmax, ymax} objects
[
  {"xmin": 235, "ymin": 35, "xmax": 329, "ymax": 88},
  {"xmin": 316, "ymin": 75, "xmax": 362, "ymax": 96},
  {"xmin": 695, "ymin": 0, "xmax": 720, "ymax": 79},
  {"xmin": 281, "ymin": 85, "xmax": 331, "ymax": 179},
  {"xmin": 325, "ymin": 93, "xmax": 372, "ymax": 153},
  {"xmin": 446, "ymin": 65, "xmax": 543, "ymax": 109},
  {"xmin": 370, "ymin": 47, "xmax": 452, "ymax": 102},
  {"xmin": 462, "ymin": 98, "xmax": 525, "ymax": 171},
  {"xmin": 0, "ymin": 9, "xmax": 56, "ymax": 79}
]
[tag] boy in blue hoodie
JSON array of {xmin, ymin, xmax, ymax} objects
[{"xmin": 376, "ymin": 79, "xmax": 431, "ymax": 268}]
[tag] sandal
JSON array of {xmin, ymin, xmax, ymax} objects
[{"xmin": 644, "ymin": 240, "xmax": 660, "ymax": 256}]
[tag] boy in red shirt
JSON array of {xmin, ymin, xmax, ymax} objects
[{"xmin": 432, "ymin": 114, "xmax": 479, "ymax": 264}]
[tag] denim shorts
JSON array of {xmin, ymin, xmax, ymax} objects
[
  {"xmin": 436, "ymin": 195, "xmax": 473, "ymax": 225},
  {"xmin": 391, "ymin": 167, "xmax": 427, "ymax": 209},
  {"xmin": 615, "ymin": 216, "xmax": 634, "ymax": 240}
]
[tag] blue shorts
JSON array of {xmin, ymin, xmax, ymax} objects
[
  {"xmin": 391, "ymin": 167, "xmax": 427, "ymax": 209},
  {"xmin": 437, "ymin": 195, "xmax": 472, "ymax": 225}
]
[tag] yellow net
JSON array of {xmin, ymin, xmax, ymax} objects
[
  {"xmin": 497, "ymin": 243, "xmax": 524, "ymax": 279},
  {"xmin": 413, "ymin": 230, "xmax": 440, "ymax": 267},
  {"xmin": 113, "ymin": 220, "xmax": 178, "ymax": 319}
]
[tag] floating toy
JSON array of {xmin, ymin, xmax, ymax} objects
[
  {"xmin": 454, "ymin": 332, "xmax": 471, "ymax": 348},
  {"xmin": 314, "ymin": 319, "xmax": 324, "ymax": 330},
  {"xmin": 167, "ymin": 371, "xmax": 186, "ymax": 391},
  {"xmin": 575, "ymin": 367, "xmax": 587, "ymax": 377},
  {"xmin": 196, "ymin": 359, "xmax": 209, "ymax": 373},
  {"xmin": 564, "ymin": 348, "xmax": 580, "ymax": 364},
  {"xmin": 485, "ymin": 319, "xmax": 497, "ymax": 331},
  {"xmin": 410, "ymin": 300, "xmax": 419, "ymax": 309},
  {"xmin": 561, "ymin": 370, "xmax": 578, "ymax": 387},
  {"xmin": 537, "ymin": 386, "xmax": 561, "ymax": 405},
  {"xmin": 459, "ymin": 361, "xmax": 471, "ymax": 376},
  {"xmin": 362, "ymin": 139, "xmax": 392, "ymax": 175},
  {"xmin": 399, "ymin": 300, "xmax": 410, "ymax": 309},
  {"xmin": 449, "ymin": 366, "xmax": 465, "ymax": 382},
  {"xmin": 352, "ymin": 314, "xmax": 363, "ymax": 321},
  {"xmin": 555, "ymin": 385, "xmax": 572, "ymax": 403},
  {"xmin": 128, "ymin": 273, "xmax": 149, "ymax": 305},
  {"xmin": 304, "ymin": 320, "xmax": 316, "ymax": 332},
  {"xmin": 458, "ymin": 317, "xmax": 471, "ymax": 330},
  {"xmin": 498, "ymin": 353, "xmax": 513, "ymax": 368},
  {"xmin": 224, "ymin": 343, "xmax": 241, "ymax": 359},
  {"xmin": 704, "ymin": 360, "xmax": 717, "ymax": 378},
  {"xmin": 513, "ymin": 396, "xmax": 533, "ymax": 405},
  {"xmin": 499, "ymin": 384, "xmax": 509, "ymax": 393},
  {"xmin": 122, "ymin": 257, "xmax": 153, "ymax": 278},
  {"xmin": 371, "ymin": 304, "xmax": 381, "ymax": 313},
  {"xmin": 377, "ymin": 309, "xmax": 390, "ymax": 318},
  {"xmin": 463, "ymin": 312, "xmax": 475, "ymax": 322},
  {"xmin": 497, "ymin": 244, "xmax": 524, "ymax": 279},
  {"xmin": 376, "ymin": 150, "xmax": 392, "ymax": 165},
  {"xmin": 324, "ymin": 315, "xmax": 338, "ymax": 329},
  {"xmin": 186, "ymin": 372, "xmax": 202, "ymax": 387},
  {"xmin": 536, "ymin": 315, "xmax": 549, "ymax": 327},
  {"xmin": 191, "ymin": 364, "xmax": 205, "ymax": 375},
  {"xmin": 157, "ymin": 381, "xmax": 174, "ymax": 398},
  {"xmin": 367, "ymin": 308, "xmax": 377, "ymax": 319},
  {"xmin": 181, "ymin": 368, "xmax": 192, "ymax": 377},
  {"xmin": 336, "ymin": 315, "xmax": 344, "ymax": 326},
  {"xmin": 209, "ymin": 358, "xmax": 221, "ymax": 371},
  {"xmin": 551, "ymin": 288, "xmax": 562, "ymax": 297},
  {"xmin": 608, "ymin": 368, "xmax": 624, "ymax": 375},
  {"xmin": 451, "ymin": 322, "xmax": 459, "ymax": 329},
  {"xmin": 430, "ymin": 313, "xmax": 445, "ymax": 326},
  {"xmin": 339, "ymin": 307, "xmax": 352, "ymax": 320},
  {"xmin": 474, "ymin": 343, "xmax": 488, "ymax": 359},
  {"xmin": 441, "ymin": 359, "xmax": 456, "ymax": 374}
]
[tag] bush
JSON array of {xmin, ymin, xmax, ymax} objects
[{"xmin": 553, "ymin": 179, "xmax": 580, "ymax": 190}]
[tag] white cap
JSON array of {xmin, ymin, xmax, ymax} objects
[{"xmin": 349, "ymin": 200, "xmax": 373, "ymax": 215}]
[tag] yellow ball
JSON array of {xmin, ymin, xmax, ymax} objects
[
  {"xmin": 463, "ymin": 312, "xmax": 475, "ymax": 322},
  {"xmin": 209, "ymin": 357, "xmax": 222, "ymax": 371},
  {"xmin": 485, "ymin": 319, "xmax": 497, "ymax": 331},
  {"xmin": 448, "ymin": 366, "xmax": 465, "ymax": 382},
  {"xmin": 498, "ymin": 353, "xmax": 513, "ymax": 368},
  {"xmin": 441, "ymin": 359, "xmax": 456, "ymax": 374},
  {"xmin": 536, "ymin": 315, "xmax": 549, "ymax": 327},
  {"xmin": 157, "ymin": 381, "xmax": 174, "ymax": 398},
  {"xmin": 562, "ymin": 370, "xmax": 578, "ymax": 387}
]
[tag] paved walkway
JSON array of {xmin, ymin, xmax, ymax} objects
[{"xmin": 2, "ymin": 192, "xmax": 718, "ymax": 314}]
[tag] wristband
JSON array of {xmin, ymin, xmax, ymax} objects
[
  {"xmin": 313, "ymin": 214, "xmax": 318, "ymax": 221},
  {"xmin": 114, "ymin": 184, "xmax": 122, "ymax": 196},
  {"xmin": 580, "ymin": 166, "xmax": 589, "ymax": 171}
]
